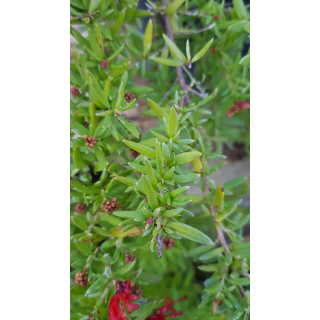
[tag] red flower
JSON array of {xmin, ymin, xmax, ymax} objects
[
  {"xmin": 146, "ymin": 296, "xmax": 187, "ymax": 320},
  {"xmin": 108, "ymin": 280, "xmax": 139, "ymax": 320},
  {"xmin": 109, "ymin": 295, "xmax": 126, "ymax": 320},
  {"xmin": 227, "ymin": 100, "xmax": 250, "ymax": 118}
]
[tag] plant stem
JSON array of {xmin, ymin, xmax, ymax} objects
[
  {"xmin": 203, "ymin": 176, "xmax": 229, "ymax": 253},
  {"xmin": 204, "ymin": 176, "xmax": 248, "ymax": 304},
  {"xmin": 161, "ymin": 0, "xmax": 190, "ymax": 107},
  {"xmin": 159, "ymin": 79, "xmax": 178, "ymax": 105},
  {"xmin": 174, "ymin": 22, "xmax": 216, "ymax": 35}
]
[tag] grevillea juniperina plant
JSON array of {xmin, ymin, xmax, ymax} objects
[{"xmin": 70, "ymin": 0, "xmax": 250, "ymax": 319}]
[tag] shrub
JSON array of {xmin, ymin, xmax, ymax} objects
[{"xmin": 70, "ymin": 0, "xmax": 250, "ymax": 319}]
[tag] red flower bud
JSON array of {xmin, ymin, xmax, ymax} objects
[
  {"xmin": 227, "ymin": 101, "xmax": 250, "ymax": 118},
  {"xmin": 146, "ymin": 296, "xmax": 187, "ymax": 319},
  {"xmin": 147, "ymin": 218, "xmax": 154, "ymax": 225}
]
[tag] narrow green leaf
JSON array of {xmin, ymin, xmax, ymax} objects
[
  {"xmin": 171, "ymin": 173, "xmax": 200, "ymax": 183},
  {"xmin": 89, "ymin": 0, "xmax": 101, "ymax": 13},
  {"xmin": 123, "ymin": 140, "xmax": 156, "ymax": 159},
  {"xmin": 198, "ymin": 264, "xmax": 220, "ymax": 272},
  {"xmin": 161, "ymin": 208, "xmax": 183, "ymax": 217},
  {"xmin": 108, "ymin": 45, "xmax": 125, "ymax": 61},
  {"xmin": 73, "ymin": 147, "xmax": 83, "ymax": 172},
  {"xmin": 128, "ymin": 162, "xmax": 147, "ymax": 174},
  {"xmin": 239, "ymin": 54, "xmax": 250, "ymax": 65},
  {"xmin": 199, "ymin": 247, "xmax": 224, "ymax": 262},
  {"xmin": 169, "ymin": 186, "xmax": 189, "ymax": 198},
  {"xmin": 233, "ymin": 0, "xmax": 247, "ymax": 20},
  {"xmin": 173, "ymin": 151, "xmax": 202, "ymax": 165},
  {"xmin": 104, "ymin": 76, "xmax": 111, "ymax": 98},
  {"xmin": 92, "ymin": 226, "xmax": 111, "ymax": 237},
  {"xmin": 163, "ymin": 34, "xmax": 187, "ymax": 62},
  {"xmin": 204, "ymin": 162, "xmax": 226, "ymax": 176},
  {"xmin": 168, "ymin": 107, "xmax": 178, "ymax": 138},
  {"xmin": 111, "ymin": 10, "xmax": 125, "ymax": 36},
  {"xmin": 125, "ymin": 122, "xmax": 140, "ymax": 139},
  {"xmin": 143, "ymin": 176, "xmax": 159, "ymax": 210},
  {"xmin": 126, "ymin": 86, "xmax": 154, "ymax": 94},
  {"xmin": 109, "ymin": 122, "xmax": 119, "ymax": 141},
  {"xmin": 185, "ymin": 244, "xmax": 214, "ymax": 257},
  {"xmin": 167, "ymin": 222, "xmax": 213, "ymax": 244},
  {"xmin": 95, "ymin": 115, "xmax": 111, "ymax": 137},
  {"xmin": 130, "ymin": 301, "xmax": 155, "ymax": 320},
  {"xmin": 164, "ymin": 167, "xmax": 175, "ymax": 180},
  {"xmin": 114, "ymin": 176, "xmax": 137, "ymax": 186},
  {"xmin": 144, "ymin": 157, "xmax": 158, "ymax": 189},
  {"xmin": 87, "ymin": 71, "xmax": 110, "ymax": 107},
  {"xmin": 186, "ymin": 39, "xmax": 191, "ymax": 61},
  {"xmin": 151, "ymin": 131, "xmax": 169, "ymax": 143},
  {"xmin": 223, "ymin": 177, "xmax": 247, "ymax": 190},
  {"xmin": 153, "ymin": 57, "xmax": 184, "ymax": 67},
  {"xmin": 147, "ymin": 99, "xmax": 169, "ymax": 120},
  {"xmin": 100, "ymin": 212, "xmax": 122, "ymax": 226},
  {"xmin": 228, "ymin": 277, "xmax": 250, "ymax": 286},
  {"xmin": 155, "ymin": 140, "xmax": 164, "ymax": 177},
  {"xmin": 166, "ymin": 0, "xmax": 186, "ymax": 14},
  {"xmin": 85, "ymin": 273, "xmax": 110, "ymax": 296},
  {"xmin": 143, "ymin": 19, "xmax": 153, "ymax": 58},
  {"xmin": 113, "ymin": 211, "xmax": 145, "ymax": 219},
  {"xmin": 72, "ymin": 216, "xmax": 88, "ymax": 230},
  {"xmin": 116, "ymin": 261, "xmax": 136, "ymax": 275},
  {"xmin": 115, "ymin": 82, "xmax": 124, "ymax": 109},
  {"xmin": 191, "ymin": 38, "xmax": 213, "ymax": 63},
  {"xmin": 70, "ymin": 26, "xmax": 91, "ymax": 48},
  {"xmin": 87, "ymin": 25, "xmax": 103, "ymax": 59},
  {"xmin": 74, "ymin": 184, "xmax": 101, "ymax": 194}
]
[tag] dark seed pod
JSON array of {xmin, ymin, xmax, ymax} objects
[
  {"xmin": 84, "ymin": 135, "xmax": 97, "ymax": 148},
  {"xmin": 163, "ymin": 237, "xmax": 176, "ymax": 250},
  {"xmin": 125, "ymin": 253, "xmax": 136, "ymax": 263},
  {"xmin": 71, "ymin": 85, "xmax": 81, "ymax": 97},
  {"xmin": 101, "ymin": 197, "xmax": 120, "ymax": 213},
  {"xmin": 74, "ymin": 268, "xmax": 88, "ymax": 287},
  {"xmin": 75, "ymin": 203, "xmax": 86, "ymax": 214},
  {"xmin": 100, "ymin": 59, "xmax": 109, "ymax": 69},
  {"xmin": 124, "ymin": 91, "xmax": 135, "ymax": 103}
]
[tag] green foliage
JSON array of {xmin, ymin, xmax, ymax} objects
[{"xmin": 70, "ymin": 0, "xmax": 250, "ymax": 319}]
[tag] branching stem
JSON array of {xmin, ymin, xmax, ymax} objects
[
  {"xmin": 161, "ymin": 0, "xmax": 190, "ymax": 107},
  {"xmin": 174, "ymin": 22, "xmax": 216, "ymax": 35}
]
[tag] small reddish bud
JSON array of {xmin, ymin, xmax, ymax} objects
[
  {"xmin": 163, "ymin": 238, "xmax": 176, "ymax": 250},
  {"xmin": 125, "ymin": 253, "xmax": 136, "ymax": 263},
  {"xmin": 74, "ymin": 268, "xmax": 88, "ymax": 287},
  {"xmin": 210, "ymin": 47, "xmax": 218, "ymax": 54},
  {"xmin": 147, "ymin": 217, "xmax": 154, "ymax": 225},
  {"xmin": 71, "ymin": 85, "xmax": 81, "ymax": 97},
  {"xmin": 166, "ymin": 205, "xmax": 171, "ymax": 210},
  {"xmin": 75, "ymin": 203, "xmax": 86, "ymax": 214},
  {"xmin": 144, "ymin": 198, "xmax": 148, "ymax": 202},
  {"xmin": 227, "ymin": 101, "xmax": 250, "ymax": 118},
  {"xmin": 83, "ymin": 135, "xmax": 97, "ymax": 148},
  {"xmin": 125, "ymin": 91, "xmax": 135, "ymax": 103},
  {"xmin": 214, "ymin": 15, "xmax": 220, "ymax": 21},
  {"xmin": 100, "ymin": 59, "xmax": 109, "ymax": 69},
  {"xmin": 101, "ymin": 198, "xmax": 120, "ymax": 213},
  {"xmin": 130, "ymin": 149, "xmax": 140, "ymax": 158}
]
